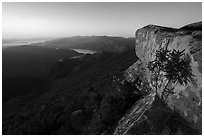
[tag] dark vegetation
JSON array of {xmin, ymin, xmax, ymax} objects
[
  {"xmin": 3, "ymin": 76, "xmax": 51, "ymax": 103},
  {"xmin": 3, "ymin": 45, "xmax": 143, "ymax": 134}
]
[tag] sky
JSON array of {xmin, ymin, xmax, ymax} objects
[{"xmin": 2, "ymin": 2, "xmax": 202, "ymax": 39}]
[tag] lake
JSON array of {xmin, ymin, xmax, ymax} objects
[{"xmin": 72, "ymin": 49, "xmax": 98, "ymax": 54}]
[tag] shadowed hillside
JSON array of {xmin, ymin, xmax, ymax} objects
[
  {"xmin": 3, "ymin": 50, "xmax": 140, "ymax": 134},
  {"xmin": 3, "ymin": 46, "xmax": 82, "ymax": 78}
]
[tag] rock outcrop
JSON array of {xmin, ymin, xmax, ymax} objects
[
  {"xmin": 115, "ymin": 22, "xmax": 202, "ymax": 134},
  {"xmin": 114, "ymin": 93, "xmax": 200, "ymax": 135}
]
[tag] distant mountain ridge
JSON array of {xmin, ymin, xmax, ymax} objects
[{"xmin": 33, "ymin": 36, "xmax": 135, "ymax": 52}]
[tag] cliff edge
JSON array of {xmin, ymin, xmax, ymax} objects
[{"xmin": 114, "ymin": 22, "xmax": 202, "ymax": 134}]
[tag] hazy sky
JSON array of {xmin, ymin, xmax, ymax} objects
[{"xmin": 2, "ymin": 2, "xmax": 202, "ymax": 39}]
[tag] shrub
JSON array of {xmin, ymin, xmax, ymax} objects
[{"xmin": 148, "ymin": 47, "xmax": 194, "ymax": 99}]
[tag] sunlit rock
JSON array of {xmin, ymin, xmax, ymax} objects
[{"xmin": 122, "ymin": 22, "xmax": 202, "ymax": 133}]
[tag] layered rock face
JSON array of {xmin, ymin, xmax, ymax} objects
[{"xmin": 123, "ymin": 22, "xmax": 202, "ymax": 133}]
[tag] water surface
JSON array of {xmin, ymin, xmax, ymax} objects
[{"xmin": 72, "ymin": 49, "xmax": 98, "ymax": 54}]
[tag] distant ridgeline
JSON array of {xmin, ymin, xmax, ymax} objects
[{"xmin": 32, "ymin": 36, "xmax": 135, "ymax": 52}]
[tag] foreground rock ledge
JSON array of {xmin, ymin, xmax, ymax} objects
[{"xmin": 116, "ymin": 22, "xmax": 202, "ymax": 134}]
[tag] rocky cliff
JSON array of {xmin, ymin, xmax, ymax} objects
[{"xmin": 115, "ymin": 22, "xmax": 202, "ymax": 134}]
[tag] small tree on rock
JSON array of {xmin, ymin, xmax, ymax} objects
[{"xmin": 148, "ymin": 47, "xmax": 194, "ymax": 99}]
